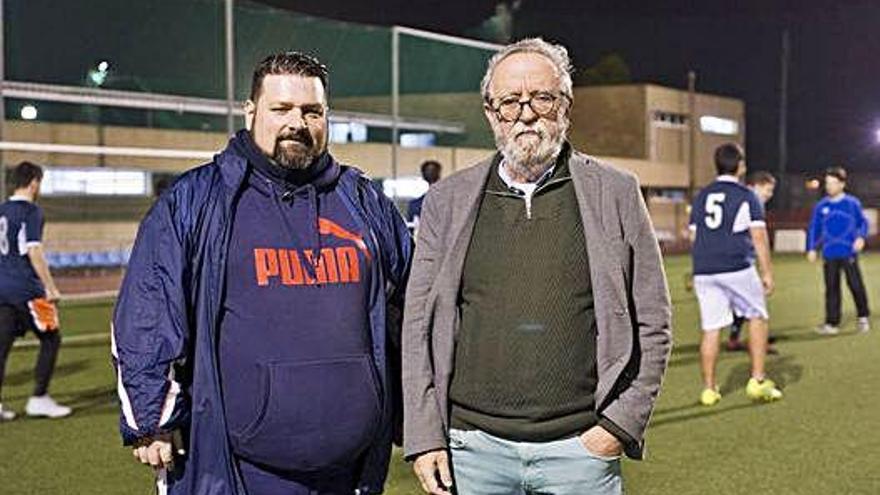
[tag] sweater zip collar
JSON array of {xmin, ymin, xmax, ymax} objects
[{"xmin": 488, "ymin": 143, "xmax": 573, "ymax": 219}]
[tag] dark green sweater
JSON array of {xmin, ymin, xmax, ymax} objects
[{"xmin": 449, "ymin": 151, "xmax": 599, "ymax": 442}]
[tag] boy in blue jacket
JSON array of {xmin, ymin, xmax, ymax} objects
[{"xmin": 806, "ymin": 166, "xmax": 871, "ymax": 334}]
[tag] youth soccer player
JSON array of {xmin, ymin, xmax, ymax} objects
[
  {"xmin": 727, "ymin": 171, "xmax": 777, "ymax": 352},
  {"xmin": 0, "ymin": 162, "xmax": 71, "ymax": 420},
  {"xmin": 690, "ymin": 144, "xmax": 783, "ymax": 406},
  {"xmin": 806, "ymin": 166, "xmax": 871, "ymax": 334}
]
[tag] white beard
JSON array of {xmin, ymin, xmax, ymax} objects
[{"xmin": 495, "ymin": 116, "xmax": 568, "ymax": 182}]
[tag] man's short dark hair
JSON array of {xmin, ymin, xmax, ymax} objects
[
  {"xmin": 420, "ymin": 160, "xmax": 442, "ymax": 183},
  {"xmin": 11, "ymin": 161, "xmax": 43, "ymax": 189},
  {"xmin": 825, "ymin": 165, "xmax": 847, "ymax": 182},
  {"xmin": 746, "ymin": 170, "xmax": 776, "ymax": 186},
  {"xmin": 250, "ymin": 51, "xmax": 329, "ymax": 102},
  {"xmin": 714, "ymin": 143, "xmax": 744, "ymax": 176}
]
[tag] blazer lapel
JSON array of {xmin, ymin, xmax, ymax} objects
[
  {"xmin": 436, "ymin": 158, "xmax": 495, "ymax": 298},
  {"xmin": 569, "ymin": 152, "xmax": 605, "ymax": 275}
]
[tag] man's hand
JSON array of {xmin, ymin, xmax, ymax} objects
[
  {"xmin": 45, "ymin": 287, "xmax": 61, "ymax": 303},
  {"xmin": 579, "ymin": 425, "xmax": 623, "ymax": 458},
  {"xmin": 854, "ymin": 237, "xmax": 866, "ymax": 253},
  {"xmin": 412, "ymin": 450, "xmax": 453, "ymax": 494},
  {"xmin": 761, "ymin": 273, "xmax": 775, "ymax": 296},
  {"xmin": 132, "ymin": 432, "xmax": 174, "ymax": 471},
  {"xmin": 806, "ymin": 250, "xmax": 818, "ymax": 263}
]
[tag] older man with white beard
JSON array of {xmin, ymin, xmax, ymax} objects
[{"xmin": 402, "ymin": 38, "xmax": 672, "ymax": 495}]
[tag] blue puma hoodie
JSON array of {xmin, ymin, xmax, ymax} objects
[{"xmin": 218, "ymin": 131, "xmax": 382, "ymax": 482}]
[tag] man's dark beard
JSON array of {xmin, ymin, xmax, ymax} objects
[{"xmin": 273, "ymin": 128, "xmax": 318, "ymax": 170}]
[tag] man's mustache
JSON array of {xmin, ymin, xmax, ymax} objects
[
  {"xmin": 277, "ymin": 129, "xmax": 314, "ymax": 147},
  {"xmin": 512, "ymin": 124, "xmax": 545, "ymax": 139}
]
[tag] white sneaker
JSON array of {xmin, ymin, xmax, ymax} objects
[
  {"xmin": 0, "ymin": 404, "xmax": 16, "ymax": 421},
  {"xmin": 857, "ymin": 317, "xmax": 871, "ymax": 333},
  {"xmin": 25, "ymin": 395, "xmax": 72, "ymax": 419},
  {"xmin": 815, "ymin": 324, "xmax": 840, "ymax": 336}
]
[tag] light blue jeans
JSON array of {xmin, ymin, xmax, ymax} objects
[{"xmin": 448, "ymin": 428, "xmax": 623, "ymax": 495}]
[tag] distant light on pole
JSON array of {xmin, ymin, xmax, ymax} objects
[
  {"xmin": 20, "ymin": 104, "xmax": 38, "ymax": 120},
  {"xmin": 875, "ymin": 128, "xmax": 880, "ymax": 144},
  {"xmin": 88, "ymin": 60, "xmax": 111, "ymax": 86}
]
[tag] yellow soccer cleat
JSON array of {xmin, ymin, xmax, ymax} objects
[
  {"xmin": 700, "ymin": 387, "xmax": 722, "ymax": 406},
  {"xmin": 746, "ymin": 378, "xmax": 783, "ymax": 402}
]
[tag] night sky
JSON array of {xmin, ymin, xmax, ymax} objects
[{"xmin": 255, "ymin": 0, "xmax": 880, "ymax": 175}]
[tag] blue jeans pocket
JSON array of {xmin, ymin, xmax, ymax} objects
[
  {"xmin": 536, "ymin": 437, "xmax": 622, "ymax": 495},
  {"xmin": 448, "ymin": 429, "xmax": 469, "ymax": 450},
  {"xmin": 570, "ymin": 436, "xmax": 622, "ymax": 462},
  {"xmin": 231, "ymin": 354, "xmax": 382, "ymax": 472}
]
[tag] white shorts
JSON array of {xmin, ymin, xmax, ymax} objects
[{"xmin": 693, "ymin": 266, "xmax": 768, "ymax": 331}]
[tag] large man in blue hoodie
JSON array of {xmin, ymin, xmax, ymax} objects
[
  {"xmin": 114, "ymin": 52, "xmax": 412, "ymax": 494},
  {"xmin": 806, "ymin": 166, "xmax": 871, "ymax": 334}
]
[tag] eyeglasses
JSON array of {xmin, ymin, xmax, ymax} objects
[{"xmin": 488, "ymin": 91, "xmax": 571, "ymax": 122}]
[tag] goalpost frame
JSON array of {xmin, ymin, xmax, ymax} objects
[
  {"xmin": 0, "ymin": 5, "xmax": 502, "ymax": 191},
  {"xmin": 389, "ymin": 26, "xmax": 502, "ymax": 187}
]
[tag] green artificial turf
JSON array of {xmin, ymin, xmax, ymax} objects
[{"xmin": 0, "ymin": 254, "xmax": 877, "ymax": 494}]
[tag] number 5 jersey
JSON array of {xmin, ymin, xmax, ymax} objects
[{"xmin": 689, "ymin": 175, "xmax": 766, "ymax": 275}]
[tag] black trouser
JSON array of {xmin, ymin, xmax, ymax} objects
[
  {"xmin": 0, "ymin": 304, "xmax": 62, "ymax": 400},
  {"xmin": 824, "ymin": 257, "xmax": 871, "ymax": 326},
  {"xmin": 729, "ymin": 315, "xmax": 745, "ymax": 341},
  {"xmin": 729, "ymin": 315, "xmax": 776, "ymax": 344}
]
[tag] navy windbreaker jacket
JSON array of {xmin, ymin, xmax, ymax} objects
[{"xmin": 111, "ymin": 139, "xmax": 412, "ymax": 494}]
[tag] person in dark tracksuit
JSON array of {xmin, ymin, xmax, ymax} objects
[
  {"xmin": 0, "ymin": 162, "xmax": 72, "ymax": 422},
  {"xmin": 806, "ymin": 166, "xmax": 871, "ymax": 335},
  {"xmin": 405, "ymin": 160, "xmax": 442, "ymax": 226},
  {"xmin": 114, "ymin": 52, "xmax": 412, "ymax": 495}
]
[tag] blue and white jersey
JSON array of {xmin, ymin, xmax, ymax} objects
[
  {"xmin": 0, "ymin": 196, "xmax": 45, "ymax": 304},
  {"xmin": 689, "ymin": 176, "xmax": 766, "ymax": 275}
]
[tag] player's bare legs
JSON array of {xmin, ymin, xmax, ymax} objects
[
  {"xmin": 744, "ymin": 316, "xmax": 782, "ymax": 401},
  {"xmin": 700, "ymin": 329, "xmax": 722, "ymax": 390},
  {"xmin": 747, "ymin": 317, "xmax": 768, "ymax": 379}
]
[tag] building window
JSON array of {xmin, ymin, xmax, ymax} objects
[
  {"xmin": 699, "ymin": 116, "xmax": 739, "ymax": 136},
  {"xmin": 329, "ymin": 122, "xmax": 368, "ymax": 144},
  {"xmin": 654, "ymin": 189, "xmax": 687, "ymax": 201},
  {"xmin": 652, "ymin": 111, "xmax": 689, "ymax": 129},
  {"xmin": 399, "ymin": 133, "xmax": 436, "ymax": 148},
  {"xmin": 40, "ymin": 168, "xmax": 151, "ymax": 196}
]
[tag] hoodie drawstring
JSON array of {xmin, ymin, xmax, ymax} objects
[{"xmin": 275, "ymin": 184, "xmax": 323, "ymax": 285}]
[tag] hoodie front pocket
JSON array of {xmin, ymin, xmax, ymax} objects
[{"xmin": 231, "ymin": 354, "xmax": 382, "ymax": 472}]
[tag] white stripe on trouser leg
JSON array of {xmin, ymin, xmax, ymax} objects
[{"xmin": 156, "ymin": 468, "xmax": 168, "ymax": 495}]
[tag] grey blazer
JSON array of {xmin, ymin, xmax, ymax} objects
[{"xmin": 402, "ymin": 148, "xmax": 672, "ymax": 460}]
